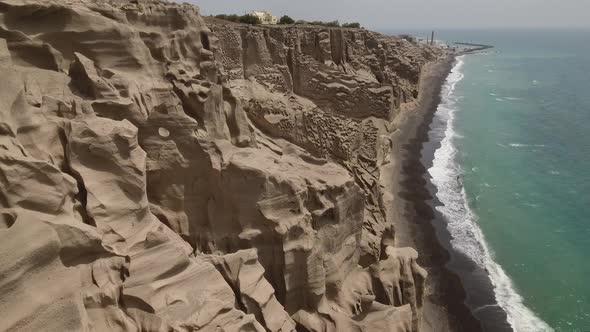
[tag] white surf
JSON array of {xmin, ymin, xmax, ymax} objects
[{"xmin": 428, "ymin": 56, "xmax": 554, "ymax": 332}]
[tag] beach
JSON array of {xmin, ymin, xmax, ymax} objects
[{"xmin": 381, "ymin": 53, "xmax": 509, "ymax": 331}]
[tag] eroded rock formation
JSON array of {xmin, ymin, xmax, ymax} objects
[
  {"xmin": 210, "ymin": 23, "xmax": 441, "ymax": 266},
  {"xmin": 0, "ymin": 0, "xmax": 443, "ymax": 331}
]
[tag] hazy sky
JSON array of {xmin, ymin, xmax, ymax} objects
[{"xmin": 186, "ymin": 0, "xmax": 590, "ymax": 30}]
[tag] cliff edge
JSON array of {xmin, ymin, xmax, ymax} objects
[{"xmin": 0, "ymin": 0, "xmax": 447, "ymax": 331}]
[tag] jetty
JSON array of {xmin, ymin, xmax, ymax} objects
[{"xmin": 454, "ymin": 42, "xmax": 494, "ymax": 53}]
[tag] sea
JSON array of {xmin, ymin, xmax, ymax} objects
[{"xmin": 388, "ymin": 29, "xmax": 590, "ymax": 331}]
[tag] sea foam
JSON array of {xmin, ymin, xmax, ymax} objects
[
  {"xmin": 428, "ymin": 56, "xmax": 554, "ymax": 332},
  {"xmin": 508, "ymin": 143, "xmax": 546, "ymax": 148}
]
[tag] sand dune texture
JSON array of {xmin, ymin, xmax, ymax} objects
[{"xmin": 0, "ymin": 0, "xmax": 443, "ymax": 331}]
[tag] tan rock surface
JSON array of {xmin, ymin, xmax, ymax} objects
[
  {"xmin": 0, "ymin": 1, "xmax": 445, "ymax": 331},
  {"xmin": 210, "ymin": 22, "xmax": 442, "ymax": 265}
]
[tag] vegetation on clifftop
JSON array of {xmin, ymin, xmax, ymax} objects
[
  {"xmin": 212, "ymin": 13, "xmax": 362, "ymax": 29},
  {"xmin": 278, "ymin": 15, "xmax": 295, "ymax": 25},
  {"xmin": 214, "ymin": 14, "xmax": 261, "ymax": 25},
  {"xmin": 296, "ymin": 20, "xmax": 362, "ymax": 28},
  {"xmin": 342, "ymin": 22, "xmax": 361, "ymax": 28}
]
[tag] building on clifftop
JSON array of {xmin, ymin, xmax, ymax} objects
[{"xmin": 251, "ymin": 11, "xmax": 278, "ymax": 25}]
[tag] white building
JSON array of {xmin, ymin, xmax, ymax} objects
[{"xmin": 251, "ymin": 11, "xmax": 278, "ymax": 25}]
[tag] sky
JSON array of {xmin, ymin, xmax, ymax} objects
[{"xmin": 185, "ymin": 0, "xmax": 590, "ymax": 31}]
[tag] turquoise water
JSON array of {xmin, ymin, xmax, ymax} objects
[{"xmin": 432, "ymin": 30, "xmax": 590, "ymax": 331}]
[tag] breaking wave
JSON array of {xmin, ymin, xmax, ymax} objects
[
  {"xmin": 428, "ymin": 56, "xmax": 554, "ymax": 332},
  {"xmin": 508, "ymin": 143, "xmax": 546, "ymax": 148}
]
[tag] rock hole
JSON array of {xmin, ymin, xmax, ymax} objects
[
  {"xmin": 197, "ymin": 90, "xmax": 209, "ymax": 102},
  {"xmin": 0, "ymin": 212, "xmax": 16, "ymax": 229},
  {"xmin": 200, "ymin": 32, "xmax": 210, "ymax": 51},
  {"xmin": 158, "ymin": 127, "xmax": 170, "ymax": 138}
]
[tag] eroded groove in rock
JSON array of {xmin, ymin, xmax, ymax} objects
[{"xmin": 0, "ymin": 1, "xmax": 446, "ymax": 331}]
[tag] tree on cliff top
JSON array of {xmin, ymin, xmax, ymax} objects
[
  {"xmin": 214, "ymin": 14, "xmax": 238, "ymax": 22},
  {"xmin": 214, "ymin": 14, "xmax": 261, "ymax": 25},
  {"xmin": 238, "ymin": 14, "xmax": 261, "ymax": 25},
  {"xmin": 310, "ymin": 20, "xmax": 340, "ymax": 27},
  {"xmin": 279, "ymin": 15, "xmax": 295, "ymax": 25},
  {"xmin": 342, "ymin": 22, "xmax": 361, "ymax": 29}
]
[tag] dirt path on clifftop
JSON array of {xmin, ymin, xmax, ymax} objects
[{"xmin": 380, "ymin": 55, "xmax": 483, "ymax": 332}]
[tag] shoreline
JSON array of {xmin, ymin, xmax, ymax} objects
[
  {"xmin": 381, "ymin": 53, "xmax": 506, "ymax": 331},
  {"xmin": 424, "ymin": 55, "xmax": 552, "ymax": 332},
  {"xmin": 419, "ymin": 56, "xmax": 513, "ymax": 332}
]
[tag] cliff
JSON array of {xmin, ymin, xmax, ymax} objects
[{"xmin": 0, "ymin": 0, "xmax": 445, "ymax": 331}]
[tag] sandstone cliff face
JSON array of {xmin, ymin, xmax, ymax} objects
[
  {"xmin": 0, "ymin": 1, "xmax": 441, "ymax": 331},
  {"xmin": 210, "ymin": 22, "xmax": 441, "ymax": 265}
]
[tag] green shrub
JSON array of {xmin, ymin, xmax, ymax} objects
[
  {"xmin": 227, "ymin": 14, "xmax": 240, "ymax": 22},
  {"xmin": 342, "ymin": 22, "xmax": 361, "ymax": 29},
  {"xmin": 310, "ymin": 20, "xmax": 340, "ymax": 27},
  {"xmin": 214, "ymin": 14, "xmax": 239, "ymax": 22},
  {"xmin": 214, "ymin": 14, "xmax": 260, "ymax": 25},
  {"xmin": 279, "ymin": 15, "xmax": 295, "ymax": 25},
  {"xmin": 238, "ymin": 14, "xmax": 261, "ymax": 25}
]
